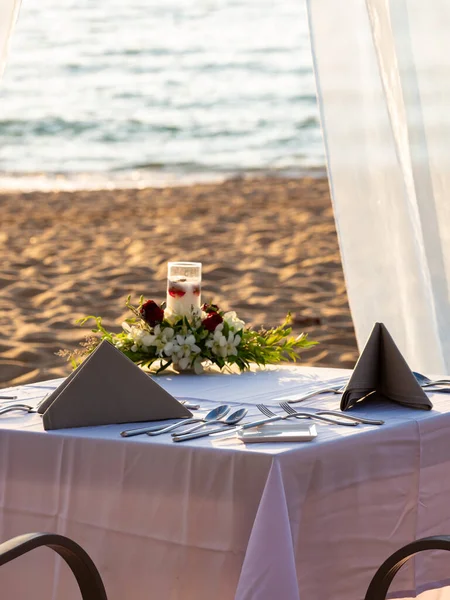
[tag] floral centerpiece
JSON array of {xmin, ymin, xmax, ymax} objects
[{"xmin": 63, "ymin": 296, "xmax": 317, "ymax": 374}]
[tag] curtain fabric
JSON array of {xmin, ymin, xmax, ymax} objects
[
  {"xmin": 0, "ymin": 0, "xmax": 21, "ymax": 80},
  {"xmin": 307, "ymin": 0, "xmax": 450, "ymax": 373}
]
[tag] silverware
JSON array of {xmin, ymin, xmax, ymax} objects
[
  {"xmin": 0, "ymin": 404, "xmax": 34, "ymax": 416},
  {"xmin": 283, "ymin": 373, "xmax": 450, "ymax": 405},
  {"xmin": 172, "ymin": 405, "xmax": 360, "ymax": 442},
  {"xmin": 413, "ymin": 371, "xmax": 450, "ymax": 394},
  {"xmin": 281, "ymin": 384, "xmax": 347, "ymax": 404},
  {"xmin": 412, "ymin": 372, "xmax": 450, "ymax": 388},
  {"xmin": 179, "ymin": 401, "xmax": 200, "ymax": 410},
  {"xmin": 120, "ymin": 404, "xmax": 230, "ymax": 438},
  {"xmin": 0, "ymin": 395, "xmax": 49, "ymax": 416},
  {"xmin": 171, "ymin": 408, "xmax": 248, "ymax": 437},
  {"xmin": 257, "ymin": 403, "xmax": 358, "ymax": 426},
  {"xmin": 147, "ymin": 405, "xmax": 231, "ymax": 436},
  {"xmin": 278, "ymin": 401, "xmax": 384, "ymax": 425}
]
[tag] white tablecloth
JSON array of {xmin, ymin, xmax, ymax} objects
[{"xmin": 1, "ymin": 365, "xmax": 450, "ymax": 600}]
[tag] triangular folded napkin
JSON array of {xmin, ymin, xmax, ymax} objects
[
  {"xmin": 38, "ymin": 340, "xmax": 192, "ymax": 430},
  {"xmin": 340, "ymin": 322, "xmax": 432, "ymax": 411}
]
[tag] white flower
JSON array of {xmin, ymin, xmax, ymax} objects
[
  {"xmin": 149, "ymin": 327, "xmax": 176, "ymax": 357},
  {"xmin": 166, "ymin": 333, "xmax": 201, "ymax": 368},
  {"xmin": 176, "ymin": 356, "xmax": 191, "ymax": 370},
  {"xmin": 164, "ymin": 305, "xmax": 202, "ymax": 327},
  {"xmin": 205, "ymin": 327, "xmax": 226, "ymax": 350},
  {"xmin": 223, "ymin": 311, "xmax": 245, "ymax": 331},
  {"xmin": 123, "ymin": 322, "xmax": 148, "ymax": 351},
  {"xmin": 206, "ymin": 329, "xmax": 241, "ymax": 358},
  {"xmin": 175, "ymin": 334, "xmax": 201, "ymax": 357},
  {"xmin": 142, "ymin": 333, "xmax": 156, "ymax": 347},
  {"xmin": 162, "ymin": 341, "xmax": 177, "ymax": 357},
  {"xmin": 123, "ymin": 322, "xmax": 145, "ymax": 341},
  {"xmin": 226, "ymin": 332, "xmax": 241, "ymax": 356},
  {"xmin": 122, "ymin": 321, "xmax": 176, "ymax": 356},
  {"xmin": 162, "ymin": 327, "xmax": 175, "ymax": 341}
]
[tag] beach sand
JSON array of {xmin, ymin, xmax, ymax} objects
[{"xmin": 0, "ymin": 176, "xmax": 358, "ymax": 389}]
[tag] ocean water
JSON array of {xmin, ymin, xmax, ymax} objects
[{"xmin": 0, "ymin": 0, "xmax": 324, "ymax": 189}]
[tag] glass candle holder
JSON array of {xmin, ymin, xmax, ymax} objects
[{"xmin": 167, "ymin": 262, "xmax": 202, "ymax": 316}]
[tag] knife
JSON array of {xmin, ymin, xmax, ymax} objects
[{"xmin": 172, "ymin": 411, "xmax": 357, "ymax": 442}]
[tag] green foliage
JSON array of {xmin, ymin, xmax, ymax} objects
[{"xmin": 65, "ymin": 300, "xmax": 317, "ymax": 373}]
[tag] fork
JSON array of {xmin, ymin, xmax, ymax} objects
[
  {"xmin": 278, "ymin": 401, "xmax": 384, "ymax": 425},
  {"xmin": 0, "ymin": 395, "xmax": 49, "ymax": 416},
  {"xmin": 0, "ymin": 403, "xmax": 35, "ymax": 416},
  {"xmin": 280, "ymin": 384, "xmax": 347, "ymax": 404},
  {"xmin": 256, "ymin": 404, "xmax": 358, "ymax": 426},
  {"xmin": 172, "ymin": 404, "xmax": 359, "ymax": 442}
]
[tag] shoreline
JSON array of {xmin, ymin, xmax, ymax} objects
[
  {"xmin": 0, "ymin": 168, "xmax": 328, "ymax": 193},
  {"xmin": 0, "ymin": 175, "xmax": 357, "ymax": 389}
]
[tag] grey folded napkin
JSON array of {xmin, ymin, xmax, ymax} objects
[
  {"xmin": 39, "ymin": 340, "xmax": 191, "ymax": 430},
  {"xmin": 340, "ymin": 322, "xmax": 432, "ymax": 411}
]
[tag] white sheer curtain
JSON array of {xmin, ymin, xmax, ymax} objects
[
  {"xmin": 0, "ymin": 0, "xmax": 21, "ymax": 80},
  {"xmin": 307, "ymin": 0, "xmax": 450, "ymax": 374}
]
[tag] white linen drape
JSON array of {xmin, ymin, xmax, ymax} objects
[
  {"xmin": 307, "ymin": 0, "xmax": 450, "ymax": 374},
  {"xmin": 0, "ymin": 0, "xmax": 21, "ymax": 80}
]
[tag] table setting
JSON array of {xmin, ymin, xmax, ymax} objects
[{"xmin": 2, "ymin": 263, "xmax": 450, "ymax": 600}]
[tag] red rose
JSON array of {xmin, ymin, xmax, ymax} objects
[
  {"xmin": 202, "ymin": 303, "xmax": 220, "ymax": 314},
  {"xmin": 140, "ymin": 300, "xmax": 164, "ymax": 326},
  {"xmin": 202, "ymin": 311, "xmax": 223, "ymax": 332}
]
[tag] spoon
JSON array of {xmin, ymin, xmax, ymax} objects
[
  {"xmin": 171, "ymin": 407, "xmax": 248, "ymax": 437},
  {"xmin": 173, "ymin": 406, "xmax": 361, "ymax": 443},
  {"xmin": 172, "ymin": 408, "xmax": 249, "ymax": 441},
  {"xmin": 124, "ymin": 405, "xmax": 231, "ymax": 438}
]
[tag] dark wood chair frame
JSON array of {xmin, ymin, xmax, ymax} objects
[
  {"xmin": 2, "ymin": 532, "xmax": 450, "ymax": 599},
  {"xmin": 0, "ymin": 532, "xmax": 108, "ymax": 599},
  {"xmin": 365, "ymin": 535, "xmax": 450, "ymax": 600}
]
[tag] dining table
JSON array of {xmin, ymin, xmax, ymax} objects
[{"xmin": 1, "ymin": 363, "xmax": 450, "ymax": 600}]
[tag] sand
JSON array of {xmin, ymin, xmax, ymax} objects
[{"xmin": 0, "ymin": 176, "xmax": 358, "ymax": 389}]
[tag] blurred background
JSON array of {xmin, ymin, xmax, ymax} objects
[
  {"xmin": 0, "ymin": 0, "xmax": 324, "ymax": 190},
  {"xmin": 0, "ymin": 0, "xmax": 358, "ymax": 389}
]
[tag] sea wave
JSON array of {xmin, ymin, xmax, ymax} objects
[{"xmin": 0, "ymin": 0, "xmax": 324, "ymax": 184}]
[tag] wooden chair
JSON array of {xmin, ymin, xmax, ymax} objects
[
  {"xmin": 365, "ymin": 536, "xmax": 450, "ymax": 600},
  {"xmin": 0, "ymin": 532, "xmax": 107, "ymax": 599}
]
